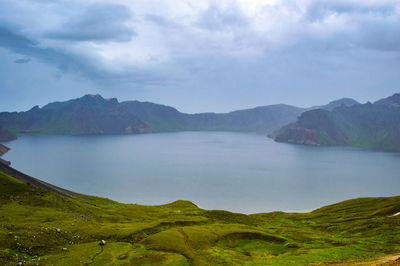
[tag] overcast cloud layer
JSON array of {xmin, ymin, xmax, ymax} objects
[{"xmin": 1, "ymin": 0, "xmax": 400, "ymax": 112}]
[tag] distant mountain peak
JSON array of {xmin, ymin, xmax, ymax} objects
[
  {"xmin": 375, "ymin": 92, "xmax": 400, "ymax": 107},
  {"xmin": 79, "ymin": 94, "xmax": 119, "ymax": 104},
  {"xmin": 29, "ymin": 105, "xmax": 40, "ymax": 111},
  {"xmin": 328, "ymin": 98, "xmax": 359, "ymax": 105},
  {"xmin": 319, "ymin": 98, "xmax": 360, "ymax": 111},
  {"xmin": 106, "ymin": 97, "xmax": 118, "ymax": 102},
  {"xmin": 82, "ymin": 93, "xmax": 104, "ymax": 99}
]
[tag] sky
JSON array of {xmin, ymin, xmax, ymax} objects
[{"xmin": 1, "ymin": 0, "xmax": 400, "ymax": 113}]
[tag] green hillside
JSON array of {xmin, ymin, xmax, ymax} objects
[
  {"xmin": 275, "ymin": 93, "xmax": 400, "ymax": 151},
  {"xmin": 0, "ymin": 163, "xmax": 399, "ymax": 265}
]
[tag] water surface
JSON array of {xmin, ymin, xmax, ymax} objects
[{"xmin": 3, "ymin": 132, "xmax": 400, "ymax": 213}]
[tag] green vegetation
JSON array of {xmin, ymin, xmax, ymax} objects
[
  {"xmin": 275, "ymin": 93, "xmax": 400, "ymax": 151},
  {"xmin": 0, "ymin": 94, "xmax": 308, "ymax": 141},
  {"xmin": 0, "ymin": 94, "xmax": 365, "ymax": 142},
  {"xmin": 0, "ymin": 166, "xmax": 399, "ymax": 265}
]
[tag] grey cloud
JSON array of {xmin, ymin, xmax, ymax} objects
[
  {"xmin": 357, "ymin": 18, "xmax": 400, "ymax": 52},
  {"xmin": 14, "ymin": 58, "xmax": 31, "ymax": 64},
  {"xmin": 144, "ymin": 14, "xmax": 182, "ymax": 29},
  {"xmin": 1, "ymin": 0, "xmax": 400, "ymax": 114},
  {"xmin": 304, "ymin": 1, "xmax": 396, "ymax": 22},
  {"xmin": 290, "ymin": 1, "xmax": 400, "ymax": 53},
  {"xmin": 195, "ymin": 3, "xmax": 248, "ymax": 31},
  {"xmin": 0, "ymin": 24, "xmax": 145, "ymax": 84},
  {"xmin": 0, "ymin": 24, "xmax": 100, "ymax": 76},
  {"xmin": 0, "ymin": 21, "xmax": 171, "ymax": 91},
  {"xmin": 46, "ymin": 3, "xmax": 136, "ymax": 42}
]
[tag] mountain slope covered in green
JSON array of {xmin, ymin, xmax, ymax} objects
[
  {"xmin": 275, "ymin": 93, "xmax": 400, "ymax": 151},
  {"xmin": 0, "ymin": 163, "xmax": 400, "ymax": 265},
  {"xmin": 0, "ymin": 94, "xmax": 361, "ymax": 141},
  {"xmin": 0, "ymin": 95, "xmax": 308, "ymax": 140},
  {"xmin": 0, "ymin": 95, "xmax": 152, "ymax": 139}
]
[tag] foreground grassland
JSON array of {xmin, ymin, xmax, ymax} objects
[{"xmin": 0, "ymin": 166, "xmax": 400, "ymax": 265}]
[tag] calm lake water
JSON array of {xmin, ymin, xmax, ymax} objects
[{"xmin": 3, "ymin": 132, "xmax": 400, "ymax": 213}]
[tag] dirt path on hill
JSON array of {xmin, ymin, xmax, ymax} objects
[
  {"xmin": 177, "ymin": 228, "xmax": 209, "ymax": 266},
  {"xmin": 375, "ymin": 254, "xmax": 400, "ymax": 265},
  {"xmin": 334, "ymin": 254, "xmax": 400, "ymax": 265},
  {"xmin": 177, "ymin": 228, "xmax": 197, "ymax": 255}
]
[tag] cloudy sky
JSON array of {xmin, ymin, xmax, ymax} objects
[{"xmin": 1, "ymin": 0, "xmax": 400, "ymax": 113}]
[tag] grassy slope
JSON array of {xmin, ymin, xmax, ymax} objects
[{"xmin": 0, "ymin": 167, "xmax": 400, "ymax": 265}]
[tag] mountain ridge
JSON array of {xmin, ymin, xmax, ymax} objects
[
  {"xmin": 274, "ymin": 93, "xmax": 400, "ymax": 151},
  {"xmin": 0, "ymin": 94, "xmax": 359, "ymax": 141}
]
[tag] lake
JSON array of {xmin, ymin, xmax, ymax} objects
[{"xmin": 3, "ymin": 132, "xmax": 400, "ymax": 214}]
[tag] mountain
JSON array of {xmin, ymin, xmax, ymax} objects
[
  {"xmin": 317, "ymin": 98, "xmax": 360, "ymax": 111},
  {"xmin": 0, "ymin": 94, "xmax": 363, "ymax": 141},
  {"xmin": 116, "ymin": 101, "xmax": 306, "ymax": 133},
  {"xmin": 187, "ymin": 104, "xmax": 306, "ymax": 133},
  {"xmin": 0, "ymin": 94, "xmax": 152, "ymax": 139},
  {"xmin": 1, "ymin": 163, "xmax": 400, "ymax": 265},
  {"xmin": 117, "ymin": 97, "xmax": 360, "ymax": 133},
  {"xmin": 0, "ymin": 94, "xmax": 308, "ymax": 139},
  {"xmin": 375, "ymin": 93, "xmax": 400, "ymax": 107},
  {"xmin": 274, "ymin": 93, "xmax": 400, "ymax": 151},
  {"xmin": 119, "ymin": 100, "xmax": 189, "ymax": 132}
]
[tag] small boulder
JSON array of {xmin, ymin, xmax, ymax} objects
[
  {"xmin": 62, "ymin": 247, "xmax": 67, "ymax": 251},
  {"xmin": 99, "ymin": 240, "xmax": 106, "ymax": 246},
  {"xmin": 118, "ymin": 254, "xmax": 128, "ymax": 260}
]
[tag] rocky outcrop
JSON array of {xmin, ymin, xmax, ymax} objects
[
  {"xmin": 275, "ymin": 128, "xmax": 320, "ymax": 145},
  {"xmin": 0, "ymin": 128, "xmax": 17, "ymax": 142},
  {"xmin": 0, "ymin": 144, "xmax": 11, "ymax": 165},
  {"xmin": 0, "ymin": 144, "xmax": 10, "ymax": 156}
]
